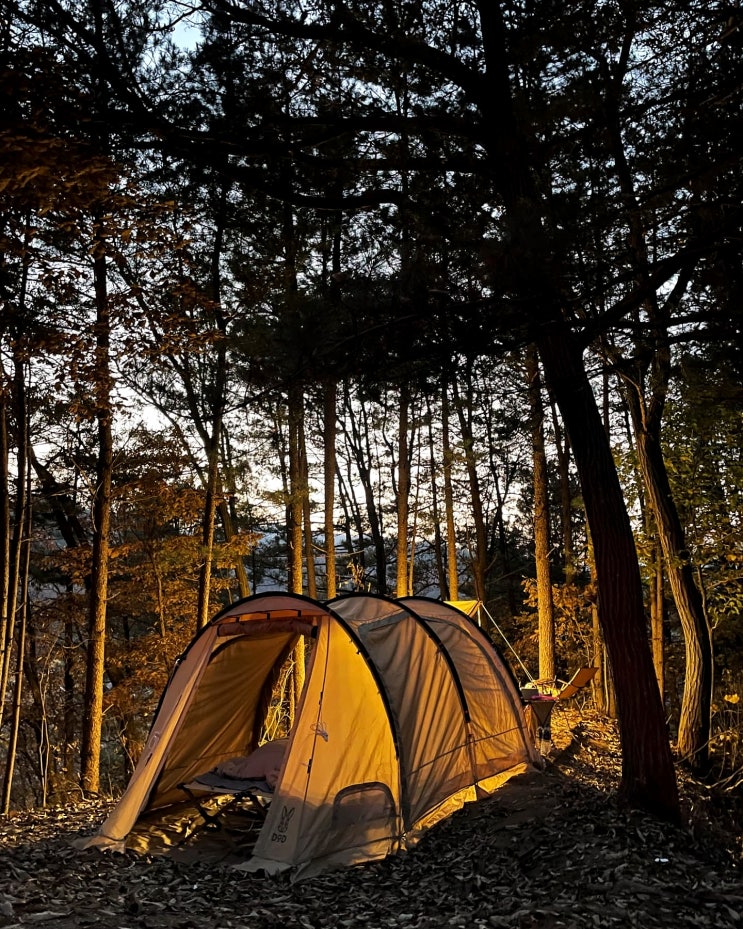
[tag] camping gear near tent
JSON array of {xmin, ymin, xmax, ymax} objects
[
  {"xmin": 520, "ymin": 667, "xmax": 598, "ymax": 749},
  {"xmin": 77, "ymin": 592, "xmax": 539, "ymax": 879}
]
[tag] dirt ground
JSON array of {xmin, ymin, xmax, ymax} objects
[{"xmin": 1, "ymin": 711, "xmax": 742, "ymax": 929}]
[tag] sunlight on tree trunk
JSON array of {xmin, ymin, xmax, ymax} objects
[
  {"xmin": 323, "ymin": 380, "xmax": 338, "ymax": 599},
  {"xmin": 396, "ymin": 383, "xmax": 410, "ymax": 597},
  {"xmin": 526, "ymin": 346, "xmax": 555, "ymax": 682},
  {"xmin": 2, "ymin": 474, "xmax": 31, "ymax": 813},
  {"xmin": 442, "ymin": 387, "xmax": 459, "ymax": 601},
  {"xmin": 650, "ymin": 539, "xmax": 666, "ymax": 705},
  {"xmin": 80, "ymin": 236, "xmax": 113, "ymax": 797}
]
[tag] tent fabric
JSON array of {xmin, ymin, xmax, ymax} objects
[{"xmin": 78, "ymin": 592, "xmax": 539, "ymax": 878}]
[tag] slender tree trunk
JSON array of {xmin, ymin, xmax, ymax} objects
[
  {"xmin": 451, "ymin": 376, "xmax": 487, "ymax": 601},
  {"xmin": 442, "ymin": 386, "xmax": 459, "ymax": 601},
  {"xmin": 287, "ymin": 386, "xmax": 305, "ymax": 717},
  {"xmin": 196, "ymin": 428, "xmax": 221, "ymax": 630},
  {"xmin": 549, "ymin": 397, "xmax": 575, "ymax": 586},
  {"xmin": 287, "ymin": 385, "xmax": 304, "ymax": 594},
  {"xmin": 2, "ymin": 463, "xmax": 31, "ymax": 813},
  {"xmin": 340, "ymin": 383, "xmax": 387, "ymax": 593},
  {"xmin": 425, "ymin": 393, "xmax": 447, "ymax": 599},
  {"xmin": 395, "ymin": 384, "xmax": 410, "ymax": 597},
  {"xmin": 0, "ymin": 360, "xmax": 22, "ymax": 732},
  {"xmin": 324, "ymin": 380, "xmax": 338, "ymax": 599},
  {"xmin": 195, "ymin": 182, "xmax": 230, "ymax": 627},
  {"xmin": 1, "ymin": 355, "xmax": 30, "ymax": 807},
  {"xmin": 0, "ymin": 357, "xmax": 10, "ymax": 717},
  {"xmin": 80, "ymin": 236, "xmax": 113, "ymax": 796},
  {"xmin": 526, "ymin": 345, "xmax": 555, "ymax": 681},
  {"xmin": 599, "ymin": 51, "xmax": 712, "ymax": 771},
  {"xmin": 299, "ymin": 414, "xmax": 317, "ymax": 599},
  {"xmin": 0, "ymin": 221, "xmax": 31, "ymax": 732},
  {"xmin": 217, "ymin": 497, "xmax": 251, "ymax": 598}
]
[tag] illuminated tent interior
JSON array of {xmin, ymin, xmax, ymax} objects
[{"xmin": 79, "ymin": 592, "xmax": 539, "ymax": 879}]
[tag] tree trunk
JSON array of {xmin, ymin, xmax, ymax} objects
[
  {"xmin": 0, "ymin": 360, "xmax": 25, "ymax": 732},
  {"xmin": 0, "ymin": 356, "xmax": 10, "ymax": 721},
  {"xmin": 395, "ymin": 384, "xmax": 410, "ymax": 597},
  {"xmin": 538, "ymin": 320, "xmax": 678, "ymax": 818},
  {"xmin": 425, "ymin": 393, "xmax": 447, "ymax": 599},
  {"xmin": 323, "ymin": 380, "xmax": 338, "ymax": 600},
  {"xmin": 634, "ymin": 420, "xmax": 712, "ymax": 770},
  {"xmin": 451, "ymin": 376, "xmax": 487, "ymax": 601},
  {"xmin": 650, "ymin": 537, "xmax": 666, "ymax": 706},
  {"xmin": 80, "ymin": 239, "xmax": 113, "ymax": 796},
  {"xmin": 340, "ymin": 383, "xmax": 387, "ymax": 594},
  {"xmin": 299, "ymin": 414, "xmax": 317, "ymax": 599},
  {"xmin": 477, "ymin": 0, "xmax": 678, "ymax": 819},
  {"xmin": 442, "ymin": 386, "xmax": 459, "ymax": 601},
  {"xmin": 195, "ymin": 428, "xmax": 221, "ymax": 630},
  {"xmin": 2, "ymin": 463, "xmax": 31, "ymax": 814},
  {"xmin": 549, "ymin": 397, "xmax": 575, "ymax": 586},
  {"xmin": 600, "ymin": 48, "xmax": 712, "ymax": 771},
  {"xmin": 526, "ymin": 345, "xmax": 555, "ymax": 682}
]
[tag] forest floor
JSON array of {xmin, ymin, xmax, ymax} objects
[{"xmin": 1, "ymin": 709, "xmax": 742, "ymax": 929}]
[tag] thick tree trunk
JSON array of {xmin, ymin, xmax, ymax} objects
[
  {"xmin": 650, "ymin": 539, "xmax": 666, "ymax": 706},
  {"xmin": 477, "ymin": 0, "xmax": 678, "ymax": 821},
  {"xmin": 538, "ymin": 321, "xmax": 679, "ymax": 820}
]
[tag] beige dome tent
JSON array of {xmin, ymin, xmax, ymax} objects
[{"xmin": 79, "ymin": 592, "xmax": 538, "ymax": 879}]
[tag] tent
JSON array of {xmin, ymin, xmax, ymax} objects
[{"xmin": 79, "ymin": 592, "xmax": 539, "ymax": 879}]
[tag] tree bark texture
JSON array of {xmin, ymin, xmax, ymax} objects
[
  {"xmin": 538, "ymin": 321, "xmax": 679, "ymax": 819},
  {"xmin": 323, "ymin": 380, "xmax": 338, "ymax": 599},
  {"xmin": 80, "ymin": 245, "xmax": 113, "ymax": 796},
  {"xmin": 396, "ymin": 383, "xmax": 410, "ymax": 597},
  {"xmin": 526, "ymin": 345, "xmax": 556, "ymax": 681},
  {"xmin": 634, "ymin": 422, "xmax": 713, "ymax": 769}
]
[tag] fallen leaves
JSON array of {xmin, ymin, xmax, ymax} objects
[{"xmin": 0, "ymin": 711, "xmax": 741, "ymax": 929}]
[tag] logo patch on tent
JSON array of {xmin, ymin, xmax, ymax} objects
[{"xmin": 271, "ymin": 805, "xmax": 295, "ymax": 843}]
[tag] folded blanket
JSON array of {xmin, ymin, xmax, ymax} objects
[{"xmin": 214, "ymin": 738, "xmax": 288, "ymax": 789}]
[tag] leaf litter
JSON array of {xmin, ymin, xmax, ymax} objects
[{"xmin": 0, "ymin": 710, "xmax": 741, "ymax": 929}]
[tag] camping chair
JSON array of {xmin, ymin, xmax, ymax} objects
[
  {"xmin": 531, "ymin": 666, "xmax": 598, "ymax": 704},
  {"xmin": 555, "ymin": 666, "xmax": 598, "ymax": 704}
]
